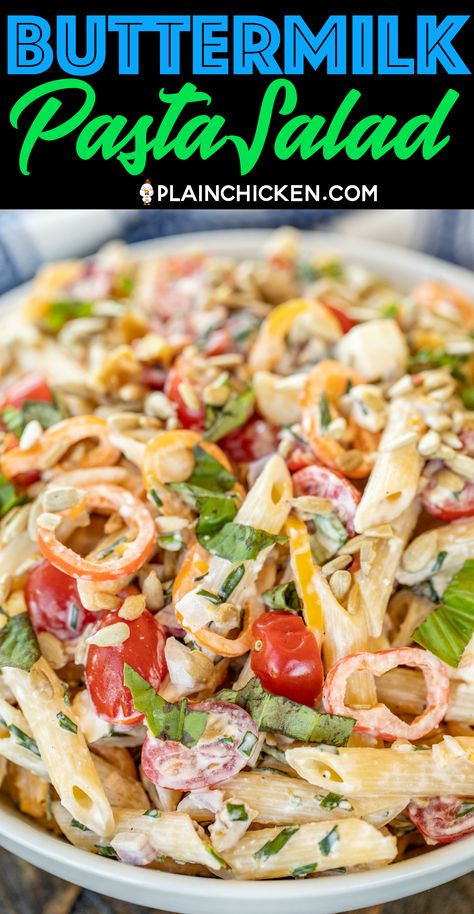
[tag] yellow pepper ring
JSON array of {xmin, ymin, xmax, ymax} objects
[
  {"xmin": 285, "ymin": 515, "xmax": 324, "ymax": 644},
  {"xmin": 248, "ymin": 298, "xmax": 342, "ymax": 373}
]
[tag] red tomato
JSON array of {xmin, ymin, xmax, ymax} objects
[
  {"xmin": 141, "ymin": 700, "xmax": 258, "ymax": 790},
  {"xmin": 25, "ymin": 560, "xmax": 96, "ymax": 641},
  {"xmin": 321, "ymin": 300, "xmax": 356, "ymax": 334},
  {"xmin": 292, "ymin": 464, "xmax": 361, "ymax": 535},
  {"xmin": 286, "ymin": 444, "xmax": 318, "ymax": 474},
  {"xmin": 408, "ymin": 797, "xmax": 474, "ymax": 845},
  {"xmin": 421, "ymin": 477, "xmax": 474, "ymax": 521},
  {"xmin": 85, "ymin": 610, "xmax": 167, "ymax": 726},
  {"xmin": 250, "ymin": 612, "xmax": 323, "ymax": 706},
  {"xmin": 140, "ymin": 365, "xmax": 166, "ymax": 391},
  {"xmin": 1, "ymin": 372, "xmax": 53, "ymax": 409},
  {"xmin": 220, "ymin": 417, "xmax": 279, "ymax": 464},
  {"xmin": 165, "ymin": 364, "xmax": 205, "ymax": 431}
]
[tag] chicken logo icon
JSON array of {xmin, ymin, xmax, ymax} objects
[{"xmin": 140, "ymin": 178, "xmax": 154, "ymax": 205}]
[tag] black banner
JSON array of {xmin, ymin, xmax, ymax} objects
[{"xmin": 1, "ymin": 0, "xmax": 472, "ymax": 208}]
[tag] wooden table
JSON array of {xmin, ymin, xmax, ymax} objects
[{"xmin": 1, "ymin": 848, "xmax": 473, "ymax": 914}]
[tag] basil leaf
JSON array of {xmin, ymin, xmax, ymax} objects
[
  {"xmin": 413, "ymin": 559, "xmax": 474, "ymax": 667},
  {"xmin": 262, "ymin": 581, "xmax": 302, "ymax": 613},
  {"xmin": 319, "ymin": 392, "xmax": 331, "ymax": 432},
  {"xmin": 71, "ymin": 819, "xmax": 90, "ymax": 831},
  {"xmin": 409, "ymin": 347, "xmax": 468, "ymax": 382},
  {"xmin": 186, "ymin": 445, "xmax": 235, "ymax": 492},
  {"xmin": 95, "ymin": 844, "xmax": 118, "ymax": 858},
  {"xmin": 317, "ymin": 792, "xmax": 353, "ymax": 811},
  {"xmin": 196, "ymin": 566, "xmax": 245, "ymax": 606},
  {"xmin": 462, "ymin": 388, "xmax": 474, "ymax": 410},
  {"xmin": 319, "ymin": 825, "xmax": 339, "ymax": 856},
  {"xmin": 455, "ymin": 802, "xmax": 474, "ymax": 818},
  {"xmin": 292, "ymin": 862, "xmax": 318, "ymax": 878},
  {"xmin": 237, "ymin": 730, "xmax": 258, "ymax": 756},
  {"xmin": 7, "ymin": 724, "xmax": 41, "ymax": 757},
  {"xmin": 313, "ymin": 514, "xmax": 347, "ymax": 552},
  {"xmin": 0, "ymin": 474, "xmax": 29, "ymax": 518},
  {"xmin": 56, "ymin": 712, "xmax": 77, "ymax": 734},
  {"xmin": 226, "ymin": 802, "xmax": 248, "ymax": 822},
  {"xmin": 1, "ymin": 397, "xmax": 66, "ymax": 437},
  {"xmin": 218, "ymin": 678, "xmax": 354, "ymax": 747},
  {"xmin": 204, "ymin": 388, "xmax": 254, "ymax": 443},
  {"xmin": 143, "ymin": 808, "xmax": 161, "ymax": 818},
  {"xmin": 432, "ymin": 550, "xmax": 448, "ymax": 574},
  {"xmin": 124, "ymin": 664, "xmax": 208, "ymax": 747},
  {"xmin": 254, "ymin": 826, "xmax": 299, "ymax": 861},
  {"xmin": 0, "ymin": 613, "xmax": 41, "ymax": 671},
  {"xmin": 200, "ymin": 522, "xmax": 287, "ymax": 561},
  {"xmin": 46, "ymin": 300, "xmax": 94, "ymax": 333},
  {"xmin": 195, "ymin": 493, "xmax": 238, "ymax": 539}
]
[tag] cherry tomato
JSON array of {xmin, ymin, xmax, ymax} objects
[
  {"xmin": 408, "ymin": 797, "xmax": 474, "ymax": 845},
  {"xmin": 141, "ymin": 700, "xmax": 258, "ymax": 790},
  {"xmin": 141, "ymin": 365, "xmax": 166, "ymax": 391},
  {"xmin": 165, "ymin": 363, "xmax": 205, "ymax": 431},
  {"xmin": 292, "ymin": 464, "xmax": 361, "ymax": 535},
  {"xmin": 25, "ymin": 560, "xmax": 96, "ymax": 641},
  {"xmin": 321, "ymin": 300, "xmax": 356, "ymax": 334},
  {"xmin": 1, "ymin": 372, "xmax": 53, "ymax": 409},
  {"xmin": 286, "ymin": 444, "xmax": 318, "ymax": 474},
  {"xmin": 85, "ymin": 609, "xmax": 167, "ymax": 726},
  {"xmin": 250, "ymin": 612, "xmax": 323, "ymax": 706},
  {"xmin": 421, "ymin": 476, "xmax": 474, "ymax": 521},
  {"xmin": 220, "ymin": 417, "xmax": 279, "ymax": 464}
]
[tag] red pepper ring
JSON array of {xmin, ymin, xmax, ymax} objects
[
  {"xmin": 37, "ymin": 484, "xmax": 156, "ymax": 581},
  {"xmin": 322, "ymin": 647, "xmax": 449, "ymax": 742}
]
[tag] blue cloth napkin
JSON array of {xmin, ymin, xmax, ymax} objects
[{"xmin": 0, "ymin": 209, "xmax": 471, "ymax": 296}]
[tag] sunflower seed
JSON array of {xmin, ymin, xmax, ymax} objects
[
  {"xmin": 339, "ymin": 534, "xmax": 366, "ymax": 555},
  {"xmin": 177, "ymin": 382, "xmax": 200, "ymax": 412},
  {"xmin": 387, "ymin": 376, "xmax": 414, "ymax": 398},
  {"xmin": 445, "ymin": 454, "xmax": 474, "ymax": 480},
  {"xmin": 43, "ymin": 487, "xmax": 85, "ymax": 513},
  {"xmin": 118, "ymin": 594, "xmax": 146, "ymax": 621},
  {"xmin": 380, "ymin": 431, "xmax": 418, "ymax": 452},
  {"xmin": 142, "ymin": 570, "xmax": 164, "ymax": 610},
  {"xmin": 336, "ymin": 450, "xmax": 363, "ymax": 472},
  {"xmin": 37, "ymin": 512, "xmax": 61, "ymax": 531},
  {"xmin": 329, "ymin": 570, "xmax": 352, "ymax": 601},
  {"xmin": 87, "ymin": 622, "xmax": 130, "ymax": 647},
  {"xmin": 417, "ymin": 430, "xmax": 441, "ymax": 457}
]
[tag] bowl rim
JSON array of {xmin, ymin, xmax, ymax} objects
[{"xmin": 1, "ymin": 225, "xmax": 474, "ymax": 907}]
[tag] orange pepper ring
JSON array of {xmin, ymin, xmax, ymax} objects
[{"xmin": 0, "ymin": 416, "xmax": 120, "ymax": 480}]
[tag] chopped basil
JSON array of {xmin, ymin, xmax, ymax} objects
[
  {"xmin": 218, "ymin": 678, "xmax": 354, "ymax": 747},
  {"xmin": 262, "ymin": 581, "xmax": 302, "ymax": 613},
  {"xmin": 317, "ymin": 792, "xmax": 353, "ymax": 811},
  {"xmin": 1, "ymin": 398, "xmax": 65, "ymax": 438},
  {"xmin": 226, "ymin": 802, "xmax": 249, "ymax": 822},
  {"xmin": 56, "ymin": 712, "xmax": 77, "ymax": 734},
  {"xmin": 194, "ymin": 491, "xmax": 238, "ymax": 539},
  {"xmin": 0, "ymin": 473, "xmax": 29, "ymax": 518},
  {"xmin": 313, "ymin": 514, "xmax": 347, "ymax": 552},
  {"xmin": 200, "ymin": 522, "xmax": 286, "ymax": 561},
  {"xmin": 197, "ymin": 565, "xmax": 245, "ymax": 605},
  {"xmin": 71, "ymin": 819, "xmax": 90, "ymax": 831},
  {"xmin": 318, "ymin": 261, "xmax": 343, "ymax": 280},
  {"xmin": 462, "ymin": 387, "xmax": 474, "ymax": 410},
  {"xmin": 254, "ymin": 826, "xmax": 299, "ymax": 861},
  {"xmin": 204, "ymin": 845, "xmax": 229, "ymax": 869},
  {"xmin": 158, "ymin": 532, "xmax": 184, "ymax": 552},
  {"xmin": 432, "ymin": 550, "xmax": 448, "ymax": 574},
  {"xmin": 96, "ymin": 536, "xmax": 127, "ymax": 560},
  {"xmin": 237, "ymin": 730, "xmax": 258, "ymax": 756},
  {"xmin": 413, "ymin": 559, "xmax": 474, "ymax": 667},
  {"xmin": 455, "ymin": 802, "xmax": 474, "ymax": 818},
  {"xmin": 319, "ymin": 392, "xmax": 331, "ymax": 432},
  {"xmin": 204, "ymin": 388, "xmax": 254, "ymax": 442},
  {"xmin": 0, "ymin": 612, "xmax": 41, "ymax": 671},
  {"xmin": 116, "ymin": 275, "xmax": 135, "ymax": 296},
  {"xmin": 319, "ymin": 825, "xmax": 339, "ymax": 856},
  {"xmin": 68, "ymin": 603, "xmax": 79, "ymax": 631},
  {"xmin": 8, "ymin": 724, "xmax": 41, "ymax": 757},
  {"xmin": 380, "ymin": 302, "xmax": 399, "ymax": 319},
  {"xmin": 95, "ymin": 844, "xmax": 118, "ymax": 858},
  {"xmin": 150, "ymin": 489, "xmax": 163, "ymax": 507},
  {"xmin": 186, "ymin": 445, "xmax": 235, "ymax": 492},
  {"xmin": 124, "ymin": 664, "xmax": 208, "ymax": 747},
  {"xmin": 143, "ymin": 809, "xmax": 162, "ymax": 818},
  {"xmin": 409, "ymin": 347, "xmax": 468, "ymax": 382},
  {"xmin": 292, "ymin": 862, "xmax": 318, "ymax": 878},
  {"xmin": 46, "ymin": 299, "xmax": 94, "ymax": 333}
]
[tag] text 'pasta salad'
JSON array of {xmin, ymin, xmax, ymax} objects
[{"xmin": 0, "ymin": 228, "xmax": 474, "ymax": 879}]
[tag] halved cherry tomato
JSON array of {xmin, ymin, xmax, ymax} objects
[
  {"xmin": 250, "ymin": 612, "xmax": 323, "ymax": 707},
  {"xmin": 85, "ymin": 609, "xmax": 167, "ymax": 726},
  {"xmin": 141, "ymin": 365, "xmax": 166, "ymax": 391},
  {"xmin": 421, "ymin": 475, "xmax": 474, "ymax": 521},
  {"xmin": 25, "ymin": 560, "xmax": 96, "ymax": 641},
  {"xmin": 292, "ymin": 465, "xmax": 361, "ymax": 535},
  {"xmin": 408, "ymin": 797, "xmax": 474, "ymax": 845},
  {"xmin": 38, "ymin": 484, "xmax": 156, "ymax": 581},
  {"xmin": 220, "ymin": 416, "xmax": 279, "ymax": 464},
  {"xmin": 300, "ymin": 360, "xmax": 379, "ymax": 479},
  {"xmin": 141, "ymin": 700, "xmax": 258, "ymax": 789},
  {"xmin": 165, "ymin": 360, "xmax": 205, "ymax": 431},
  {"xmin": 1, "ymin": 371, "xmax": 53, "ymax": 409}
]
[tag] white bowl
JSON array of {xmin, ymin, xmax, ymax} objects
[{"xmin": 1, "ymin": 228, "xmax": 473, "ymax": 914}]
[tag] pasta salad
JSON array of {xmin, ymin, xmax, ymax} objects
[{"xmin": 0, "ymin": 228, "xmax": 474, "ymax": 880}]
